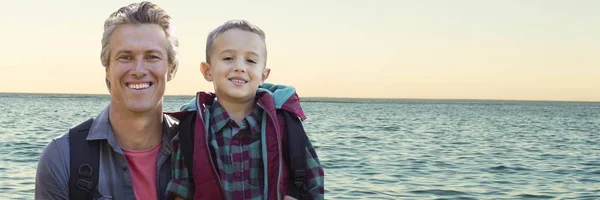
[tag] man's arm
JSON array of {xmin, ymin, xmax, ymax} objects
[{"xmin": 35, "ymin": 137, "xmax": 70, "ymax": 200}]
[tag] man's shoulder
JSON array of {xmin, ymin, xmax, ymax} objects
[
  {"xmin": 37, "ymin": 117, "xmax": 98, "ymax": 176},
  {"xmin": 39, "ymin": 131, "xmax": 70, "ymax": 169},
  {"xmin": 35, "ymin": 131, "xmax": 70, "ymax": 198}
]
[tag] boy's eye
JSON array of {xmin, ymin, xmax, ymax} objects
[
  {"xmin": 223, "ymin": 57, "xmax": 233, "ymax": 61},
  {"xmin": 247, "ymin": 59, "xmax": 257, "ymax": 64}
]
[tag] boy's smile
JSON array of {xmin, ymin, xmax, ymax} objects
[{"xmin": 228, "ymin": 76, "xmax": 249, "ymax": 86}]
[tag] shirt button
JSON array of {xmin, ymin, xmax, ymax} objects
[
  {"xmin": 233, "ymin": 140, "xmax": 240, "ymax": 145},
  {"xmin": 122, "ymin": 165, "xmax": 128, "ymax": 171},
  {"xmin": 235, "ymin": 172, "xmax": 241, "ymax": 178}
]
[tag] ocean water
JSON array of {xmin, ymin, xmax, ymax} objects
[{"xmin": 1, "ymin": 93, "xmax": 599, "ymax": 199}]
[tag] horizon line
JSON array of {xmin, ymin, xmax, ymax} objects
[{"xmin": 1, "ymin": 91, "xmax": 599, "ymax": 103}]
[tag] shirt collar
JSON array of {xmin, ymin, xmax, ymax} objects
[
  {"xmin": 209, "ymin": 100, "xmax": 263, "ymax": 134},
  {"xmin": 86, "ymin": 105, "xmax": 179, "ymax": 154}
]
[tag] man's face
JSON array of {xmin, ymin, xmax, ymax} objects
[{"xmin": 105, "ymin": 24, "xmax": 171, "ymax": 114}]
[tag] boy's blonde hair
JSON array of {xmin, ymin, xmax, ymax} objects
[
  {"xmin": 205, "ymin": 20, "xmax": 267, "ymax": 65},
  {"xmin": 101, "ymin": 1, "xmax": 179, "ymax": 88}
]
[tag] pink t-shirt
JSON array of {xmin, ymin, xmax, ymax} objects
[{"xmin": 122, "ymin": 141, "xmax": 162, "ymax": 200}]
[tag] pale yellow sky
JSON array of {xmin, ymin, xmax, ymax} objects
[{"xmin": 1, "ymin": 0, "xmax": 599, "ymax": 101}]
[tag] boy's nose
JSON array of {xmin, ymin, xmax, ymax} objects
[{"xmin": 233, "ymin": 60, "xmax": 246, "ymax": 72}]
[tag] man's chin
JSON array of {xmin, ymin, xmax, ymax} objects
[
  {"xmin": 123, "ymin": 99, "xmax": 162, "ymax": 113},
  {"xmin": 126, "ymin": 105, "xmax": 160, "ymax": 114}
]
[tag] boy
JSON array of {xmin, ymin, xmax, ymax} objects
[{"xmin": 166, "ymin": 20, "xmax": 324, "ymax": 200}]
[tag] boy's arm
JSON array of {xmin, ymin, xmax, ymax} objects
[
  {"xmin": 165, "ymin": 134, "xmax": 193, "ymax": 199},
  {"xmin": 304, "ymin": 138, "xmax": 325, "ymax": 200}
]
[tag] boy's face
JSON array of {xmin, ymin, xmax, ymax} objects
[{"xmin": 201, "ymin": 28, "xmax": 270, "ymax": 102}]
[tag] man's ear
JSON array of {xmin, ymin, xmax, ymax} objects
[
  {"xmin": 167, "ymin": 67, "xmax": 174, "ymax": 82},
  {"xmin": 200, "ymin": 62, "xmax": 213, "ymax": 82},
  {"xmin": 261, "ymin": 67, "xmax": 271, "ymax": 85},
  {"xmin": 105, "ymin": 67, "xmax": 112, "ymax": 92}
]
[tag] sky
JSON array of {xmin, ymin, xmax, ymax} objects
[{"xmin": 1, "ymin": 0, "xmax": 599, "ymax": 101}]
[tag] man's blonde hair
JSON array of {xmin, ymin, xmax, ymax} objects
[
  {"xmin": 101, "ymin": 1, "xmax": 179, "ymax": 88},
  {"xmin": 205, "ymin": 20, "xmax": 267, "ymax": 65}
]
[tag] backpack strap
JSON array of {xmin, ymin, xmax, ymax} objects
[
  {"xmin": 68, "ymin": 118, "xmax": 102, "ymax": 200},
  {"xmin": 283, "ymin": 111, "xmax": 307, "ymax": 199},
  {"xmin": 179, "ymin": 111, "xmax": 196, "ymax": 180}
]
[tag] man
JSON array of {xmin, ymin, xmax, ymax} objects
[{"xmin": 35, "ymin": 2, "xmax": 179, "ymax": 199}]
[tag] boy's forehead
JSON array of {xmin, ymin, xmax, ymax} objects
[{"xmin": 211, "ymin": 29, "xmax": 266, "ymax": 55}]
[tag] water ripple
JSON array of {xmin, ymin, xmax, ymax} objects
[{"xmin": 2, "ymin": 95, "xmax": 600, "ymax": 199}]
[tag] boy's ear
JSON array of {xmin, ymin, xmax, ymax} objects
[
  {"xmin": 200, "ymin": 62, "xmax": 213, "ymax": 82},
  {"xmin": 261, "ymin": 68, "xmax": 271, "ymax": 85}
]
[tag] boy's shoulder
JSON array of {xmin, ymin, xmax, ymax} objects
[{"xmin": 180, "ymin": 97, "xmax": 197, "ymax": 111}]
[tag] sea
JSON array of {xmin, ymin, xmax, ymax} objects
[{"xmin": 1, "ymin": 93, "xmax": 599, "ymax": 199}]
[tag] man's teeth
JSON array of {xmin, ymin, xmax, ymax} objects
[{"xmin": 128, "ymin": 83, "xmax": 151, "ymax": 90}]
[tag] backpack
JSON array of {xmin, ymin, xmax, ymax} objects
[{"xmin": 67, "ymin": 110, "xmax": 308, "ymax": 199}]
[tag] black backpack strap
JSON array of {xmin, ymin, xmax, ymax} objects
[
  {"xmin": 283, "ymin": 111, "xmax": 307, "ymax": 199},
  {"xmin": 68, "ymin": 118, "xmax": 102, "ymax": 200},
  {"xmin": 179, "ymin": 111, "xmax": 196, "ymax": 180}
]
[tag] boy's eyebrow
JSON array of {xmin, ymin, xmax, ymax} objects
[
  {"xmin": 219, "ymin": 49, "xmax": 260, "ymax": 57},
  {"xmin": 219, "ymin": 49, "xmax": 236, "ymax": 55},
  {"xmin": 246, "ymin": 51, "xmax": 260, "ymax": 57}
]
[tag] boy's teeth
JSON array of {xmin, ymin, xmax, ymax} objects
[
  {"xmin": 231, "ymin": 79, "xmax": 247, "ymax": 83},
  {"xmin": 128, "ymin": 83, "xmax": 150, "ymax": 90}
]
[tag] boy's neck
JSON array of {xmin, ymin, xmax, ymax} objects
[{"xmin": 217, "ymin": 96, "xmax": 255, "ymax": 123}]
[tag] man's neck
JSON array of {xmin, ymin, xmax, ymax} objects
[
  {"xmin": 217, "ymin": 95, "xmax": 255, "ymax": 123},
  {"xmin": 108, "ymin": 104, "xmax": 163, "ymax": 150}
]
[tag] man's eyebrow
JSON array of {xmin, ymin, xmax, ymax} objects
[
  {"xmin": 145, "ymin": 49, "xmax": 165, "ymax": 55},
  {"xmin": 113, "ymin": 49, "xmax": 165, "ymax": 55},
  {"xmin": 114, "ymin": 50, "xmax": 133, "ymax": 55}
]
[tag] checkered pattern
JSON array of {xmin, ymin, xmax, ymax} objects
[
  {"xmin": 166, "ymin": 100, "xmax": 325, "ymax": 200},
  {"xmin": 208, "ymin": 101, "xmax": 264, "ymax": 200}
]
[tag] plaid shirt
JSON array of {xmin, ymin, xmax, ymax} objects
[{"xmin": 167, "ymin": 100, "xmax": 325, "ymax": 200}]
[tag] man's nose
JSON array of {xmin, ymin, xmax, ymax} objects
[{"xmin": 131, "ymin": 58, "xmax": 146, "ymax": 78}]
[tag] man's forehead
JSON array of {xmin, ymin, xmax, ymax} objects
[{"xmin": 109, "ymin": 24, "xmax": 168, "ymax": 53}]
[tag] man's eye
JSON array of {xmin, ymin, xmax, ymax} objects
[
  {"xmin": 118, "ymin": 55, "xmax": 133, "ymax": 60},
  {"xmin": 247, "ymin": 59, "xmax": 257, "ymax": 64},
  {"xmin": 223, "ymin": 57, "xmax": 233, "ymax": 61},
  {"xmin": 147, "ymin": 55, "xmax": 160, "ymax": 60}
]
